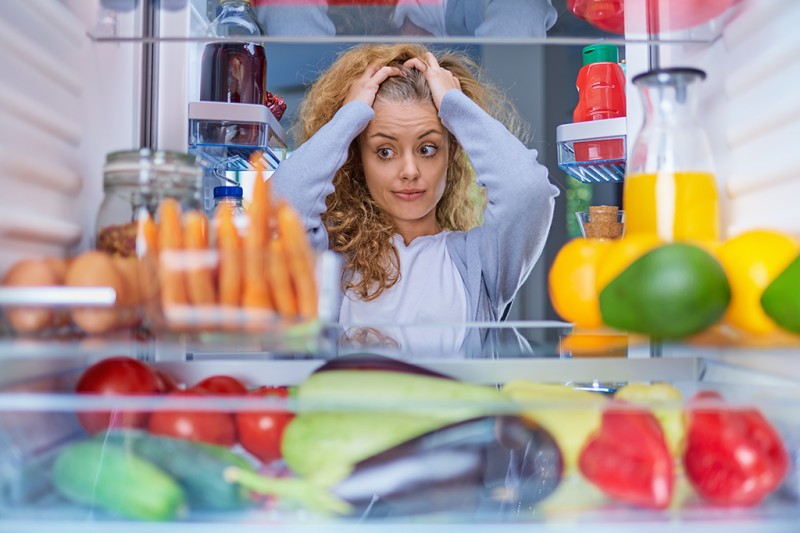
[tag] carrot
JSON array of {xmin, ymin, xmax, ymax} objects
[
  {"xmin": 215, "ymin": 203, "xmax": 243, "ymax": 307},
  {"xmin": 267, "ymin": 235, "xmax": 298, "ymax": 318},
  {"xmin": 242, "ymin": 151, "xmax": 274, "ymax": 310},
  {"xmin": 276, "ymin": 201, "xmax": 318, "ymax": 319},
  {"xmin": 183, "ymin": 210, "xmax": 216, "ymax": 306},
  {"xmin": 157, "ymin": 198, "xmax": 188, "ymax": 309},
  {"xmin": 137, "ymin": 210, "xmax": 159, "ymax": 256}
]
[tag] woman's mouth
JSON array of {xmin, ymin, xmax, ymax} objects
[{"xmin": 394, "ymin": 189, "xmax": 425, "ymax": 201}]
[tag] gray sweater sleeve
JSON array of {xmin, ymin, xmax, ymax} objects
[
  {"xmin": 270, "ymin": 101, "xmax": 374, "ymax": 250},
  {"xmin": 438, "ymin": 90, "xmax": 559, "ymax": 315}
]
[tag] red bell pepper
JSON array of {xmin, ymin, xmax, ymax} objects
[
  {"xmin": 579, "ymin": 402, "xmax": 673, "ymax": 508},
  {"xmin": 683, "ymin": 391, "xmax": 789, "ymax": 506}
]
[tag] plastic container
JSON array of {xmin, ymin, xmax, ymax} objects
[
  {"xmin": 213, "ymin": 186, "xmax": 245, "ymax": 213},
  {"xmin": 1, "ymin": 338, "xmax": 800, "ymax": 526},
  {"xmin": 95, "ymin": 149, "xmax": 202, "ymax": 258},
  {"xmin": 624, "ymin": 68, "xmax": 720, "ymax": 242},
  {"xmin": 572, "ymin": 44, "xmax": 626, "ymax": 163}
]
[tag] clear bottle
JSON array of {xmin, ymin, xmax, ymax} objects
[
  {"xmin": 96, "ymin": 149, "xmax": 202, "ymax": 257},
  {"xmin": 212, "ymin": 185, "xmax": 249, "ymax": 235},
  {"xmin": 623, "ymin": 67, "xmax": 720, "ymax": 242},
  {"xmin": 200, "ymin": 0, "xmax": 267, "ymax": 106}
]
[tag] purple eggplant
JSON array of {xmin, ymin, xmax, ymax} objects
[
  {"xmin": 313, "ymin": 353, "xmax": 453, "ymax": 380},
  {"xmin": 330, "ymin": 415, "xmax": 562, "ymax": 518}
]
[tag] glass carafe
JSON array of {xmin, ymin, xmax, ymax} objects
[
  {"xmin": 623, "ymin": 68, "xmax": 720, "ymax": 242},
  {"xmin": 200, "ymin": 0, "xmax": 267, "ymax": 105}
]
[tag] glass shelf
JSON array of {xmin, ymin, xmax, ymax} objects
[{"xmin": 86, "ymin": 0, "xmax": 742, "ymax": 46}]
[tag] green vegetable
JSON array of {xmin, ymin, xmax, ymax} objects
[
  {"xmin": 100, "ymin": 431, "xmax": 254, "ymax": 511},
  {"xmin": 51, "ymin": 440, "xmax": 186, "ymax": 521},
  {"xmin": 285, "ymin": 370, "xmax": 511, "ymax": 484},
  {"xmin": 761, "ymin": 254, "xmax": 800, "ymax": 334},
  {"xmin": 599, "ymin": 243, "xmax": 730, "ymax": 339}
]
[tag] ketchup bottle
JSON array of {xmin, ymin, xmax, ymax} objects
[{"xmin": 573, "ymin": 44, "xmax": 626, "ymax": 162}]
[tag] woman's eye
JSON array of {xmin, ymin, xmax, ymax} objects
[
  {"xmin": 377, "ymin": 147, "xmax": 394, "ymax": 159},
  {"xmin": 419, "ymin": 144, "xmax": 438, "ymax": 157}
]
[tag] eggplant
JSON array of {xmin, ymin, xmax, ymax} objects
[
  {"xmin": 331, "ymin": 415, "xmax": 563, "ymax": 518},
  {"xmin": 229, "ymin": 415, "xmax": 562, "ymax": 518},
  {"xmin": 313, "ymin": 353, "xmax": 452, "ymax": 379}
]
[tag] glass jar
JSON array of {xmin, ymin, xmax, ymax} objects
[
  {"xmin": 623, "ymin": 67, "xmax": 720, "ymax": 242},
  {"xmin": 95, "ymin": 149, "xmax": 202, "ymax": 257}
]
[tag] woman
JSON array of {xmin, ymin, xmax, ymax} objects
[{"xmin": 271, "ymin": 43, "xmax": 558, "ymax": 328}]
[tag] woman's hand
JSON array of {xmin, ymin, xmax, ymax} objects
[
  {"xmin": 404, "ymin": 52, "xmax": 461, "ymax": 110},
  {"xmin": 344, "ymin": 63, "xmax": 402, "ymax": 108}
]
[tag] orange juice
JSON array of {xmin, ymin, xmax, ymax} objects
[{"xmin": 623, "ymin": 171, "xmax": 719, "ymax": 241}]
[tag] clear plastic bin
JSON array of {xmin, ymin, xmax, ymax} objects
[{"xmin": 0, "ymin": 329, "xmax": 799, "ymax": 529}]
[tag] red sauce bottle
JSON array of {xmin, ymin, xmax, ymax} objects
[{"xmin": 573, "ymin": 44, "xmax": 626, "ymax": 163}]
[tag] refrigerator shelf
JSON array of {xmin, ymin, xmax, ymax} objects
[{"xmin": 556, "ymin": 118, "xmax": 627, "ymax": 183}]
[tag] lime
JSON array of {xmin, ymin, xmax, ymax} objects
[{"xmin": 761, "ymin": 254, "xmax": 800, "ymax": 335}]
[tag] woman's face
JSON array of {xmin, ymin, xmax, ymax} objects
[{"xmin": 357, "ymin": 99, "xmax": 450, "ymax": 244}]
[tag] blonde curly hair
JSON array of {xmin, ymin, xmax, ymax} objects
[{"xmin": 294, "ymin": 43, "xmax": 527, "ymax": 301}]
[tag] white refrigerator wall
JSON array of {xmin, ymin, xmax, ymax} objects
[
  {"xmin": 0, "ymin": 0, "xmax": 140, "ymax": 273},
  {"xmin": 625, "ymin": 0, "xmax": 800, "ymax": 240}
]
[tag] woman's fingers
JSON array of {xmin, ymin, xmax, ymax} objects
[
  {"xmin": 371, "ymin": 65, "xmax": 402, "ymax": 84},
  {"xmin": 405, "ymin": 53, "xmax": 460, "ymax": 109},
  {"xmin": 346, "ymin": 64, "xmax": 402, "ymax": 107},
  {"xmin": 403, "ymin": 57, "xmax": 428, "ymax": 72}
]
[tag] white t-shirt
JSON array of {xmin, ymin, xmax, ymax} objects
[{"xmin": 339, "ymin": 232, "xmax": 468, "ymax": 354}]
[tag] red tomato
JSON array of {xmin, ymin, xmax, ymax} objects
[
  {"xmin": 193, "ymin": 375, "xmax": 248, "ymax": 395},
  {"xmin": 579, "ymin": 403, "xmax": 673, "ymax": 509},
  {"xmin": 154, "ymin": 369, "xmax": 180, "ymax": 393},
  {"xmin": 235, "ymin": 386, "xmax": 294, "ymax": 463},
  {"xmin": 75, "ymin": 356, "xmax": 161, "ymax": 434},
  {"xmin": 684, "ymin": 392, "xmax": 789, "ymax": 506},
  {"xmin": 148, "ymin": 390, "xmax": 236, "ymax": 446}
]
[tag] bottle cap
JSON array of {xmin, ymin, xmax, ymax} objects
[
  {"xmin": 582, "ymin": 44, "xmax": 619, "ymax": 66},
  {"xmin": 213, "ymin": 186, "xmax": 244, "ymax": 199}
]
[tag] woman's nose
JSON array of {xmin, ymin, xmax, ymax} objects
[{"xmin": 400, "ymin": 155, "xmax": 420, "ymax": 180}]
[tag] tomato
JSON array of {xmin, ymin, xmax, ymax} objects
[
  {"xmin": 684, "ymin": 391, "xmax": 789, "ymax": 506},
  {"xmin": 579, "ymin": 403, "xmax": 673, "ymax": 509},
  {"xmin": 193, "ymin": 375, "xmax": 248, "ymax": 395},
  {"xmin": 75, "ymin": 356, "xmax": 161, "ymax": 434},
  {"xmin": 148, "ymin": 390, "xmax": 236, "ymax": 446},
  {"xmin": 235, "ymin": 386, "xmax": 294, "ymax": 463},
  {"xmin": 154, "ymin": 369, "xmax": 180, "ymax": 393}
]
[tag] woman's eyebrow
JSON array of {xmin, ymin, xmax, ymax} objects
[
  {"xmin": 417, "ymin": 129, "xmax": 442, "ymax": 139},
  {"xmin": 367, "ymin": 132, "xmax": 398, "ymax": 141}
]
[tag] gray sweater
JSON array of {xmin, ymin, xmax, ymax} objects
[{"xmin": 272, "ymin": 90, "xmax": 559, "ymax": 323}]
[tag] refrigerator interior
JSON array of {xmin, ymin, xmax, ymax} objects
[{"xmin": 2, "ymin": 0, "xmax": 800, "ymax": 530}]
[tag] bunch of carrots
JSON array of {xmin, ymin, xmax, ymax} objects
[{"xmin": 142, "ymin": 153, "xmax": 318, "ymax": 330}]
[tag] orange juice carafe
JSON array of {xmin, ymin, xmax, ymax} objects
[{"xmin": 624, "ymin": 68, "xmax": 720, "ymax": 242}]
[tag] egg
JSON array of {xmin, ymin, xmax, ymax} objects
[
  {"xmin": 65, "ymin": 251, "xmax": 126, "ymax": 334},
  {"xmin": 1, "ymin": 258, "xmax": 62, "ymax": 333}
]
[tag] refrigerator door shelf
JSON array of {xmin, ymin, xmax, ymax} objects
[
  {"xmin": 556, "ymin": 117, "xmax": 627, "ymax": 183},
  {"xmin": 188, "ymin": 101, "xmax": 288, "ymax": 174}
]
